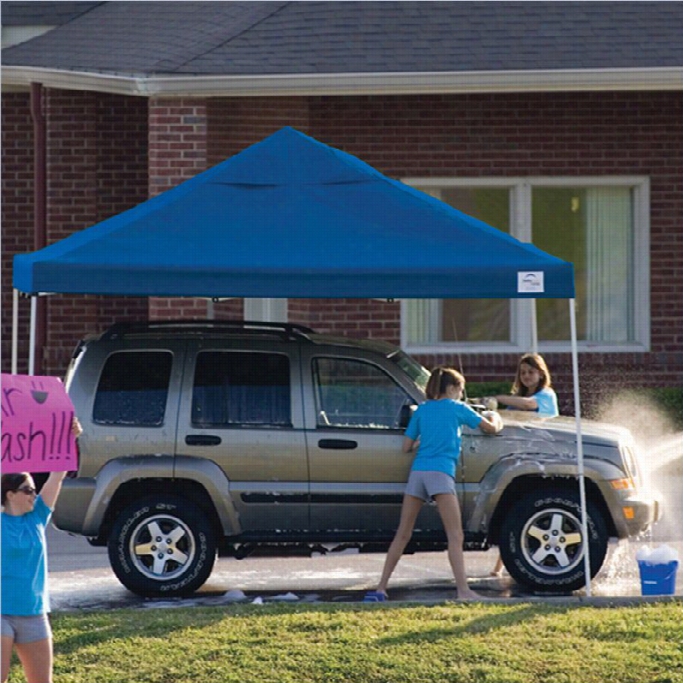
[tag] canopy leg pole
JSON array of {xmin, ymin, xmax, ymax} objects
[
  {"xmin": 29, "ymin": 295, "xmax": 37, "ymax": 376},
  {"xmin": 570, "ymin": 298, "xmax": 591, "ymax": 596},
  {"xmin": 12, "ymin": 289, "xmax": 19, "ymax": 374},
  {"xmin": 530, "ymin": 299, "xmax": 538, "ymax": 354}
]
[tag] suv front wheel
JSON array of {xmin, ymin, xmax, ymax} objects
[
  {"xmin": 499, "ymin": 487, "xmax": 608, "ymax": 593},
  {"xmin": 108, "ymin": 496, "xmax": 217, "ymax": 597}
]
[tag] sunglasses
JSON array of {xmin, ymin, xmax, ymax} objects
[{"xmin": 17, "ymin": 486, "xmax": 37, "ymax": 496}]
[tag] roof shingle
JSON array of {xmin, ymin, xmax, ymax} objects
[{"xmin": 3, "ymin": 1, "xmax": 682, "ymax": 76}]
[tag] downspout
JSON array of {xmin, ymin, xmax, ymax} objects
[{"xmin": 30, "ymin": 82, "xmax": 46, "ymax": 375}]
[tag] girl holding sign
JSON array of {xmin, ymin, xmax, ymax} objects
[{"xmin": 1, "ymin": 419, "xmax": 81, "ymax": 683}]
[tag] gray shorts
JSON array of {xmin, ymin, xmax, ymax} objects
[
  {"xmin": 405, "ymin": 470, "xmax": 456, "ymax": 502},
  {"xmin": 1, "ymin": 614, "xmax": 52, "ymax": 644}
]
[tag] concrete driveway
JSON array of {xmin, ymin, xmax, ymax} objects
[{"xmin": 46, "ymin": 525, "xmax": 682, "ymax": 611}]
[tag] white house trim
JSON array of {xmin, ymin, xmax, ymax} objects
[{"xmin": 3, "ymin": 66, "xmax": 682, "ymax": 97}]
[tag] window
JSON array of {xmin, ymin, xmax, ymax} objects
[
  {"xmin": 313, "ymin": 358, "xmax": 412, "ymax": 429},
  {"xmin": 402, "ymin": 177, "xmax": 649, "ymax": 353},
  {"xmin": 93, "ymin": 351, "xmax": 172, "ymax": 426},
  {"xmin": 192, "ymin": 352, "xmax": 291, "ymax": 427}
]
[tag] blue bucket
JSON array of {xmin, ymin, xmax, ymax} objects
[{"xmin": 638, "ymin": 560, "xmax": 679, "ymax": 596}]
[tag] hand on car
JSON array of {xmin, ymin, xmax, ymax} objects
[{"xmin": 482, "ymin": 410, "xmax": 503, "ymax": 433}]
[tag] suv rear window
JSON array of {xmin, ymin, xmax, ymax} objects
[
  {"xmin": 192, "ymin": 351, "xmax": 291, "ymax": 427},
  {"xmin": 93, "ymin": 351, "xmax": 173, "ymax": 426}
]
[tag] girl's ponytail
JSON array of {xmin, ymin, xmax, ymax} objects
[{"xmin": 426, "ymin": 366, "xmax": 465, "ymax": 400}]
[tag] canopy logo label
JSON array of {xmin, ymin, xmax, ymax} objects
[{"xmin": 517, "ymin": 271, "xmax": 544, "ymax": 293}]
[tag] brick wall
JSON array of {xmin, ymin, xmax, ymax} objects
[
  {"xmin": 2, "ymin": 90, "xmax": 149, "ymax": 375},
  {"xmin": 3, "ymin": 89, "xmax": 681, "ymax": 409},
  {"xmin": 288, "ymin": 299, "xmax": 401, "ymax": 342},
  {"xmin": 148, "ymin": 97, "xmax": 211, "ymax": 321},
  {"xmin": 1, "ymin": 93, "xmax": 34, "ymax": 371},
  {"xmin": 207, "ymin": 97, "xmax": 311, "ymax": 166}
]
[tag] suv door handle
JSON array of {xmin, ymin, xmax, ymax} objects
[
  {"xmin": 318, "ymin": 439, "xmax": 358, "ymax": 450},
  {"xmin": 185, "ymin": 434, "xmax": 222, "ymax": 446}
]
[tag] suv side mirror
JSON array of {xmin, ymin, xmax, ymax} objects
[{"xmin": 399, "ymin": 403, "xmax": 417, "ymax": 430}]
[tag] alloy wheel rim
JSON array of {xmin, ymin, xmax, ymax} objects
[
  {"xmin": 520, "ymin": 507, "xmax": 584, "ymax": 575},
  {"xmin": 129, "ymin": 514, "xmax": 196, "ymax": 581}
]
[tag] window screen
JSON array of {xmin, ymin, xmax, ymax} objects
[{"xmin": 192, "ymin": 352, "xmax": 291, "ymax": 427}]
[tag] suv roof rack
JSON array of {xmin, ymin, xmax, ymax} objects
[{"xmin": 101, "ymin": 320, "xmax": 316, "ymax": 341}]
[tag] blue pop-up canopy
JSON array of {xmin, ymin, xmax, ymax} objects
[
  {"xmin": 13, "ymin": 127, "xmax": 573, "ymax": 299},
  {"xmin": 11, "ymin": 127, "xmax": 596, "ymax": 593}
]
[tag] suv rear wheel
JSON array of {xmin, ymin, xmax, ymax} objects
[
  {"xmin": 499, "ymin": 488, "xmax": 608, "ymax": 593},
  {"xmin": 108, "ymin": 496, "xmax": 216, "ymax": 597}
]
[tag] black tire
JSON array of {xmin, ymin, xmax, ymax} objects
[
  {"xmin": 108, "ymin": 496, "xmax": 216, "ymax": 597},
  {"xmin": 499, "ymin": 487, "xmax": 608, "ymax": 593}
]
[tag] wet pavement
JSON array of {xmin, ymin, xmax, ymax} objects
[
  {"xmin": 46, "ymin": 525, "xmax": 682, "ymax": 611},
  {"xmin": 47, "ymin": 437, "xmax": 683, "ymax": 610}
]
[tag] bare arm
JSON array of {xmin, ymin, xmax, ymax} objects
[
  {"xmin": 494, "ymin": 394, "xmax": 538, "ymax": 411},
  {"xmin": 402, "ymin": 436, "xmax": 417, "ymax": 453},
  {"xmin": 40, "ymin": 470, "xmax": 67, "ymax": 510}
]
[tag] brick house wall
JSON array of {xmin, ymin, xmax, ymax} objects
[
  {"xmin": 3, "ymin": 89, "xmax": 681, "ymax": 415},
  {"xmin": 2, "ymin": 90, "xmax": 149, "ymax": 374},
  {"xmin": 1, "ymin": 93, "xmax": 34, "ymax": 371}
]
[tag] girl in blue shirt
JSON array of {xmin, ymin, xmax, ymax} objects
[
  {"xmin": 1, "ymin": 470, "xmax": 67, "ymax": 683},
  {"xmin": 368, "ymin": 367, "xmax": 502, "ymax": 601},
  {"xmin": 489, "ymin": 353, "xmax": 558, "ymax": 577},
  {"xmin": 1, "ymin": 418, "xmax": 80, "ymax": 683},
  {"xmin": 492, "ymin": 353, "xmax": 559, "ymax": 418}
]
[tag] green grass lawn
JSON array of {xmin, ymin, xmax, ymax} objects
[{"xmin": 9, "ymin": 600, "xmax": 682, "ymax": 683}]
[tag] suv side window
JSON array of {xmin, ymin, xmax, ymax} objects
[
  {"xmin": 93, "ymin": 351, "xmax": 173, "ymax": 426},
  {"xmin": 313, "ymin": 357, "xmax": 411, "ymax": 429},
  {"xmin": 192, "ymin": 351, "xmax": 291, "ymax": 427}
]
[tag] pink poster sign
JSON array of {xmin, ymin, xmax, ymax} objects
[{"xmin": 1, "ymin": 374, "xmax": 78, "ymax": 474}]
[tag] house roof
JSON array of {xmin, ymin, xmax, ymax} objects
[
  {"xmin": 1, "ymin": 2, "xmax": 103, "ymax": 27},
  {"xmin": 2, "ymin": 1, "xmax": 682, "ymax": 95}
]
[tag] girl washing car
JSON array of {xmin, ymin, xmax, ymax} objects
[
  {"xmin": 490, "ymin": 353, "xmax": 559, "ymax": 418},
  {"xmin": 366, "ymin": 367, "xmax": 503, "ymax": 602},
  {"xmin": 488, "ymin": 354, "xmax": 558, "ymax": 577}
]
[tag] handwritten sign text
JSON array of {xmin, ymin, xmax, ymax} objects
[{"xmin": 1, "ymin": 374, "xmax": 78, "ymax": 474}]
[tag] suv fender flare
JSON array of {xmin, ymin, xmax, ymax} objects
[
  {"xmin": 79, "ymin": 455, "xmax": 241, "ymax": 537},
  {"xmin": 467, "ymin": 454, "xmax": 615, "ymax": 535},
  {"xmin": 174, "ymin": 455, "xmax": 241, "ymax": 535}
]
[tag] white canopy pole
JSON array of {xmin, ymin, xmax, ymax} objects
[
  {"xmin": 530, "ymin": 299, "xmax": 538, "ymax": 354},
  {"xmin": 12, "ymin": 289, "xmax": 20, "ymax": 374},
  {"xmin": 29, "ymin": 295, "xmax": 37, "ymax": 376},
  {"xmin": 570, "ymin": 298, "xmax": 592, "ymax": 596}
]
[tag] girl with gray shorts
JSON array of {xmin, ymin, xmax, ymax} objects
[
  {"xmin": 367, "ymin": 367, "xmax": 502, "ymax": 602},
  {"xmin": 1, "ymin": 468, "xmax": 70, "ymax": 683}
]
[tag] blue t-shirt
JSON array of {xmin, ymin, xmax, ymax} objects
[
  {"xmin": 1, "ymin": 495, "xmax": 52, "ymax": 615},
  {"xmin": 533, "ymin": 387, "xmax": 559, "ymax": 417},
  {"xmin": 405, "ymin": 399, "xmax": 483, "ymax": 477}
]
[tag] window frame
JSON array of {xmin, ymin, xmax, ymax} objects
[{"xmin": 400, "ymin": 175, "xmax": 650, "ymax": 354}]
